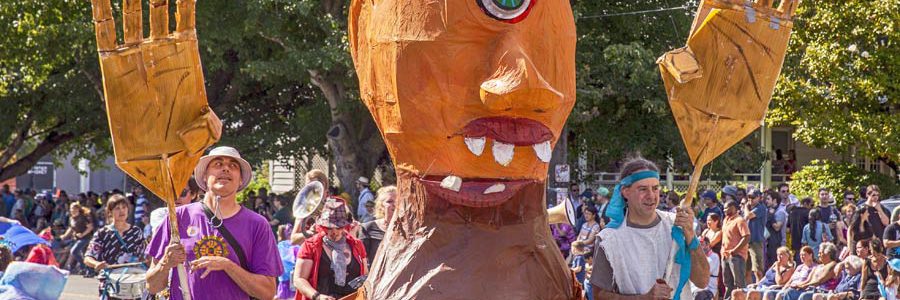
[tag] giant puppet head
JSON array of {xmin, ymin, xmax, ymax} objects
[{"xmin": 349, "ymin": 0, "xmax": 576, "ymax": 207}]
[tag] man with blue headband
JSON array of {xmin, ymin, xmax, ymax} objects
[{"xmin": 591, "ymin": 157, "xmax": 709, "ymax": 299}]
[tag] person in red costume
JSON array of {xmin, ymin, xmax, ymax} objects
[{"xmin": 293, "ymin": 198, "xmax": 367, "ymax": 300}]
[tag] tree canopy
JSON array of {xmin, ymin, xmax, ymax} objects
[
  {"xmin": 0, "ymin": 1, "xmax": 342, "ymax": 185},
  {"xmin": 768, "ymin": 0, "xmax": 900, "ymax": 176},
  {"xmin": 6, "ymin": 0, "xmax": 893, "ymax": 194},
  {"xmin": 570, "ymin": 0, "xmax": 765, "ymax": 182},
  {"xmin": 0, "ymin": 1, "xmax": 109, "ymax": 181}
]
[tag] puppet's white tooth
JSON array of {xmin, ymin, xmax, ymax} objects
[
  {"xmin": 440, "ymin": 175, "xmax": 462, "ymax": 192},
  {"xmin": 464, "ymin": 137, "xmax": 486, "ymax": 156},
  {"xmin": 492, "ymin": 141, "xmax": 515, "ymax": 166},
  {"xmin": 533, "ymin": 141, "xmax": 552, "ymax": 163},
  {"xmin": 483, "ymin": 183, "xmax": 506, "ymax": 194}
]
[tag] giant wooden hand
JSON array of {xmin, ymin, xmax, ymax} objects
[
  {"xmin": 659, "ymin": 0, "xmax": 799, "ymax": 168},
  {"xmin": 90, "ymin": 0, "xmax": 221, "ymax": 201}
]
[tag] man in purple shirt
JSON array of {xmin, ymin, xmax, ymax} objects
[{"xmin": 146, "ymin": 146, "xmax": 283, "ymax": 299}]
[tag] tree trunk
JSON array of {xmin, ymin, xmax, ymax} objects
[
  {"xmin": 309, "ymin": 69, "xmax": 386, "ymax": 209},
  {"xmin": 0, "ymin": 113, "xmax": 36, "ymax": 168},
  {"xmin": 307, "ymin": 0, "xmax": 385, "ymax": 209},
  {"xmin": 0, "ymin": 130, "xmax": 76, "ymax": 182}
]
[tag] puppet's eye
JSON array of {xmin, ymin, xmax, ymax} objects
[{"xmin": 478, "ymin": 0, "xmax": 534, "ymax": 23}]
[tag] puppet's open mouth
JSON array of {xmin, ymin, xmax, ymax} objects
[
  {"xmin": 419, "ymin": 176, "xmax": 537, "ymax": 207},
  {"xmin": 453, "ymin": 117, "xmax": 553, "ymax": 166}
]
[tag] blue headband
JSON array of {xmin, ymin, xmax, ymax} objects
[{"xmin": 604, "ymin": 170, "xmax": 660, "ymax": 229}]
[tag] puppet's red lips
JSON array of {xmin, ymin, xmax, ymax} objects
[
  {"xmin": 420, "ymin": 176, "xmax": 535, "ymax": 207},
  {"xmin": 456, "ymin": 117, "xmax": 553, "ymax": 146}
]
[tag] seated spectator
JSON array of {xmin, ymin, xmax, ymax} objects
[
  {"xmin": 571, "ymin": 204, "xmax": 601, "ymax": 256},
  {"xmin": 777, "ymin": 243, "xmax": 839, "ymax": 300},
  {"xmin": 761, "ymin": 246, "xmax": 817, "ymax": 300},
  {"xmin": 809, "ymin": 255, "xmax": 864, "ymax": 300},
  {"xmin": 856, "ymin": 240, "xmax": 871, "ymax": 261},
  {"xmin": 693, "ymin": 239, "xmax": 720, "ymax": 300},
  {"xmin": 883, "ymin": 259, "xmax": 900, "ymax": 300},
  {"xmin": 733, "ymin": 246, "xmax": 795, "ymax": 300},
  {"xmin": 859, "ymin": 238, "xmax": 888, "ymax": 300}
]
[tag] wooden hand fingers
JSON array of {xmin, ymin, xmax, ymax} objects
[
  {"xmin": 777, "ymin": 0, "xmax": 800, "ymax": 18},
  {"xmin": 750, "ymin": 0, "xmax": 800, "ymax": 19},
  {"xmin": 90, "ymin": 0, "xmax": 117, "ymax": 51},
  {"xmin": 123, "ymin": 0, "xmax": 143, "ymax": 45},
  {"xmin": 149, "ymin": 0, "xmax": 169, "ymax": 39},
  {"xmin": 91, "ymin": 0, "xmax": 198, "ymax": 50},
  {"xmin": 753, "ymin": 0, "xmax": 800, "ymax": 18},
  {"xmin": 176, "ymin": 0, "xmax": 197, "ymax": 33},
  {"xmin": 150, "ymin": 0, "xmax": 197, "ymax": 39}
]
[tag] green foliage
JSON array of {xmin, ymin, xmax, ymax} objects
[
  {"xmin": 237, "ymin": 170, "xmax": 271, "ymax": 204},
  {"xmin": 196, "ymin": 0, "xmax": 337, "ymax": 165},
  {"xmin": 0, "ymin": 1, "xmax": 111, "ymax": 174},
  {"xmin": 570, "ymin": 1, "xmax": 765, "ymax": 181},
  {"xmin": 0, "ymin": 1, "xmax": 341, "ymax": 180},
  {"xmin": 790, "ymin": 160, "xmax": 900, "ymax": 204},
  {"xmin": 769, "ymin": 0, "xmax": 900, "ymax": 170}
]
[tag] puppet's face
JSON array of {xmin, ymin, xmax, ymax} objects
[{"xmin": 350, "ymin": 0, "xmax": 575, "ymax": 200}]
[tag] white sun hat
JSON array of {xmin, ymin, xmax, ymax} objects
[{"xmin": 193, "ymin": 146, "xmax": 253, "ymax": 192}]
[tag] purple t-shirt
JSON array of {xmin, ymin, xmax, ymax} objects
[{"xmin": 146, "ymin": 202, "xmax": 283, "ymax": 300}]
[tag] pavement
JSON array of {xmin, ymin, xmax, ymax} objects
[{"xmin": 60, "ymin": 275, "xmax": 100, "ymax": 299}]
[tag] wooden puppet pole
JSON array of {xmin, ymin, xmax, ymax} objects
[
  {"xmin": 680, "ymin": 162, "xmax": 707, "ymax": 210},
  {"xmin": 662, "ymin": 163, "xmax": 707, "ymax": 294},
  {"xmin": 162, "ymin": 153, "xmax": 192, "ymax": 300},
  {"xmin": 663, "ymin": 116, "xmax": 719, "ymax": 293}
]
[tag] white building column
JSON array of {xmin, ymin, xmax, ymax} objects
[{"xmin": 78, "ymin": 159, "xmax": 91, "ymax": 193}]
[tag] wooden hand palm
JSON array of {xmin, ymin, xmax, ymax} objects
[
  {"xmin": 91, "ymin": 0, "xmax": 221, "ymax": 199},
  {"xmin": 658, "ymin": 0, "xmax": 800, "ymax": 166}
]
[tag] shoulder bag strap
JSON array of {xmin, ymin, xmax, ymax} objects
[
  {"xmin": 200, "ymin": 203, "xmax": 249, "ymax": 270},
  {"xmin": 111, "ymin": 226, "xmax": 128, "ymax": 249},
  {"xmin": 201, "ymin": 203, "xmax": 256, "ymax": 300}
]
